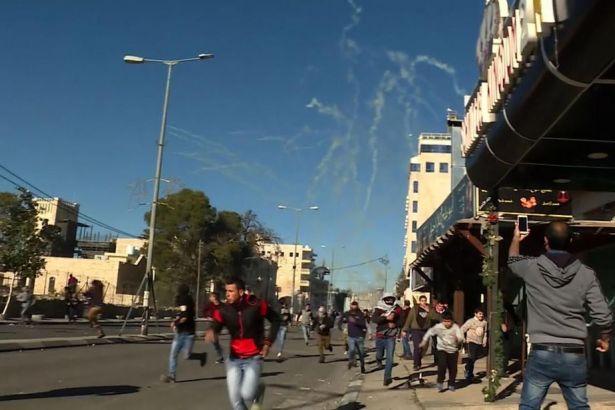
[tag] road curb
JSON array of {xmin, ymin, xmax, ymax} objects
[
  {"xmin": 337, "ymin": 372, "xmax": 365, "ymax": 409},
  {"xmin": 0, "ymin": 331, "xmax": 205, "ymax": 353}
]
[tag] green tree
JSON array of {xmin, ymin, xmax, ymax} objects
[
  {"xmin": 144, "ymin": 189, "xmax": 217, "ymax": 304},
  {"xmin": 0, "ymin": 189, "xmax": 59, "ymax": 284},
  {"xmin": 144, "ymin": 189, "xmax": 277, "ymax": 305}
]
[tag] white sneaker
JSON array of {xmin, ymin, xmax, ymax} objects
[{"xmin": 276, "ymin": 352, "xmax": 282, "ymax": 358}]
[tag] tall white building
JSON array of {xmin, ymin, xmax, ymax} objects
[
  {"xmin": 402, "ymin": 133, "xmax": 453, "ymax": 275},
  {"xmin": 259, "ymin": 242, "xmax": 317, "ymax": 310}
]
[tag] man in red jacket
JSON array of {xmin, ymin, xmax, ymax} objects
[{"xmin": 206, "ymin": 277, "xmax": 281, "ymax": 410}]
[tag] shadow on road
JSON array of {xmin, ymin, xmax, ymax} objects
[
  {"xmin": 0, "ymin": 385, "xmax": 140, "ymax": 402},
  {"xmin": 177, "ymin": 371, "xmax": 285, "ymax": 384}
]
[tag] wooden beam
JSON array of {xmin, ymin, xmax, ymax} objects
[{"xmin": 456, "ymin": 228, "xmax": 487, "ymax": 256}]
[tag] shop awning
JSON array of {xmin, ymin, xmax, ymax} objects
[{"xmin": 465, "ymin": 0, "xmax": 615, "ymax": 192}]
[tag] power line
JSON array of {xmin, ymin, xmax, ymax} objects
[{"xmin": 0, "ymin": 163, "xmax": 139, "ymax": 238}]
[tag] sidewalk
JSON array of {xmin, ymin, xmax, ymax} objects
[{"xmin": 348, "ymin": 346, "xmax": 615, "ymax": 409}]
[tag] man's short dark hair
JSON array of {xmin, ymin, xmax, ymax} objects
[
  {"xmin": 545, "ymin": 221, "xmax": 572, "ymax": 251},
  {"xmin": 474, "ymin": 307, "xmax": 484, "ymax": 314},
  {"xmin": 441, "ymin": 311, "xmax": 454, "ymax": 321},
  {"xmin": 351, "ymin": 301, "xmax": 358, "ymax": 306},
  {"xmin": 225, "ymin": 276, "xmax": 245, "ymax": 290},
  {"xmin": 404, "ymin": 300, "xmax": 411, "ymax": 306},
  {"xmin": 419, "ymin": 295, "xmax": 427, "ymax": 300}
]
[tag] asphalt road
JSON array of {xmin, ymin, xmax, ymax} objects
[{"xmin": 0, "ymin": 327, "xmax": 356, "ymax": 410}]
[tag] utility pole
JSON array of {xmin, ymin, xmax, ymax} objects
[{"xmin": 196, "ymin": 239, "xmax": 203, "ymax": 318}]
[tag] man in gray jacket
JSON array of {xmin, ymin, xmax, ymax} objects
[{"xmin": 508, "ymin": 221, "xmax": 612, "ymax": 410}]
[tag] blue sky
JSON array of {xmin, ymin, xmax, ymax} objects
[{"xmin": 0, "ymin": 0, "xmax": 484, "ymax": 292}]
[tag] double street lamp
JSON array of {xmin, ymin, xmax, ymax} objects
[
  {"xmin": 277, "ymin": 205, "xmax": 319, "ymax": 315},
  {"xmin": 124, "ymin": 52, "xmax": 214, "ymax": 335}
]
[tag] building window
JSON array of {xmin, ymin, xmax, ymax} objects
[
  {"xmin": 279, "ymin": 252, "xmax": 284, "ymax": 257},
  {"xmin": 410, "ymin": 163, "xmax": 420, "ymax": 172},
  {"xmin": 412, "ymin": 201, "xmax": 418, "ymax": 213},
  {"xmin": 426, "ymin": 162, "xmax": 435, "ymax": 173},
  {"xmin": 411, "ymin": 241, "xmax": 417, "ymax": 253},
  {"xmin": 48, "ymin": 277, "xmax": 56, "ymax": 294},
  {"xmin": 420, "ymin": 144, "xmax": 451, "ymax": 153},
  {"xmin": 412, "ymin": 220, "xmax": 417, "ymax": 232},
  {"xmin": 412, "ymin": 181, "xmax": 419, "ymax": 193},
  {"xmin": 439, "ymin": 163, "xmax": 449, "ymax": 173}
]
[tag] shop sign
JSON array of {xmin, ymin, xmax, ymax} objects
[
  {"xmin": 462, "ymin": 0, "xmax": 555, "ymax": 155},
  {"xmin": 477, "ymin": 187, "xmax": 572, "ymax": 216}
]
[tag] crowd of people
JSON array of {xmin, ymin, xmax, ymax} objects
[{"xmin": 158, "ymin": 222, "xmax": 612, "ymax": 410}]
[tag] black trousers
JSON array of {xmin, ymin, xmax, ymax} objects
[
  {"xmin": 465, "ymin": 342, "xmax": 483, "ymax": 377},
  {"xmin": 436, "ymin": 350, "xmax": 458, "ymax": 384}
]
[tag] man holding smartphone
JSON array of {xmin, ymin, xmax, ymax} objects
[{"xmin": 508, "ymin": 221, "xmax": 612, "ymax": 409}]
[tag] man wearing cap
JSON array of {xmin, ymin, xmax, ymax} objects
[
  {"xmin": 509, "ymin": 221, "xmax": 613, "ymax": 409},
  {"xmin": 340, "ymin": 300, "xmax": 368, "ymax": 373},
  {"xmin": 372, "ymin": 293, "xmax": 402, "ymax": 386}
]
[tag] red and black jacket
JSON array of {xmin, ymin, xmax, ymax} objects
[{"xmin": 212, "ymin": 295, "xmax": 281, "ymax": 359}]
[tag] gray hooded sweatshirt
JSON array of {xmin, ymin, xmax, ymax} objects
[{"xmin": 508, "ymin": 252, "xmax": 613, "ymax": 345}]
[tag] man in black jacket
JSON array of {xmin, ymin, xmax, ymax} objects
[
  {"xmin": 206, "ymin": 277, "xmax": 281, "ymax": 410},
  {"xmin": 340, "ymin": 301, "xmax": 368, "ymax": 372},
  {"xmin": 161, "ymin": 284, "xmax": 206, "ymax": 383}
]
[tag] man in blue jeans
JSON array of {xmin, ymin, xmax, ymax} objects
[
  {"xmin": 509, "ymin": 221, "xmax": 612, "ymax": 409},
  {"xmin": 372, "ymin": 293, "xmax": 402, "ymax": 386},
  {"xmin": 161, "ymin": 284, "xmax": 206, "ymax": 383},
  {"xmin": 340, "ymin": 300, "xmax": 368, "ymax": 373},
  {"xmin": 207, "ymin": 277, "xmax": 281, "ymax": 410}
]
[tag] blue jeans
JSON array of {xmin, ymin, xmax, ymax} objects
[
  {"xmin": 168, "ymin": 333, "xmax": 195, "ymax": 377},
  {"xmin": 301, "ymin": 324, "xmax": 310, "ymax": 343},
  {"xmin": 401, "ymin": 332, "xmax": 412, "ymax": 358},
  {"xmin": 520, "ymin": 349, "xmax": 589, "ymax": 410},
  {"xmin": 276, "ymin": 326, "xmax": 288, "ymax": 354},
  {"xmin": 376, "ymin": 337, "xmax": 396, "ymax": 381},
  {"xmin": 226, "ymin": 355, "xmax": 263, "ymax": 410},
  {"xmin": 348, "ymin": 336, "xmax": 365, "ymax": 368}
]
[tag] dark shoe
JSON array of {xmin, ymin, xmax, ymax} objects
[
  {"xmin": 305, "ymin": 341, "xmax": 309, "ymax": 346},
  {"xmin": 360, "ymin": 366, "xmax": 366, "ymax": 374},
  {"xmin": 200, "ymin": 353, "xmax": 208, "ymax": 367},
  {"xmin": 449, "ymin": 385, "xmax": 456, "ymax": 392},
  {"xmin": 437, "ymin": 383, "xmax": 446, "ymax": 392},
  {"xmin": 376, "ymin": 361, "xmax": 384, "ymax": 371},
  {"xmin": 97, "ymin": 332, "xmax": 105, "ymax": 339},
  {"xmin": 319, "ymin": 356, "xmax": 325, "ymax": 363},
  {"xmin": 328, "ymin": 344, "xmax": 333, "ymax": 352},
  {"xmin": 215, "ymin": 357, "xmax": 224, "ymax": 364},
  {"xmin": 384, "ymin": 378, "xmax": 392, "ymax": 386}
]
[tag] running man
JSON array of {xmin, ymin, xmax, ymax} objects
[
  {"xmin": 206, "ymin": 277, "xmax": 281, "ymax": 410},
  {"xmin": 84, "ymin": 280, "xmax": 105, "ymax": 338}
]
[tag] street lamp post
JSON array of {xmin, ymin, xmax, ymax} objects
[
  {"xmin": 124, "ymin": 52, "xmax": 214, "ymax": 335},
  {"xmin": 277, "ymin": 205, "xmax": 318, "ymax": 315}
]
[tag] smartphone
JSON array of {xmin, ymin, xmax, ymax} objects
[{"xmin": 517, "ymin": 215, "xmax": 529, "ymax": 234}]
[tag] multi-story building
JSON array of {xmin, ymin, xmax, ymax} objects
[
  {"xmin": 34, "ymin": 197, "xmax": 80, "ymax": 257},
  {"xmin": 259, "ymin": 242, "xmax": 318, "ymax": 311},
  {"xmin": 402, "ymin": 133, "xmax": 453, "ymax": 276}
]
